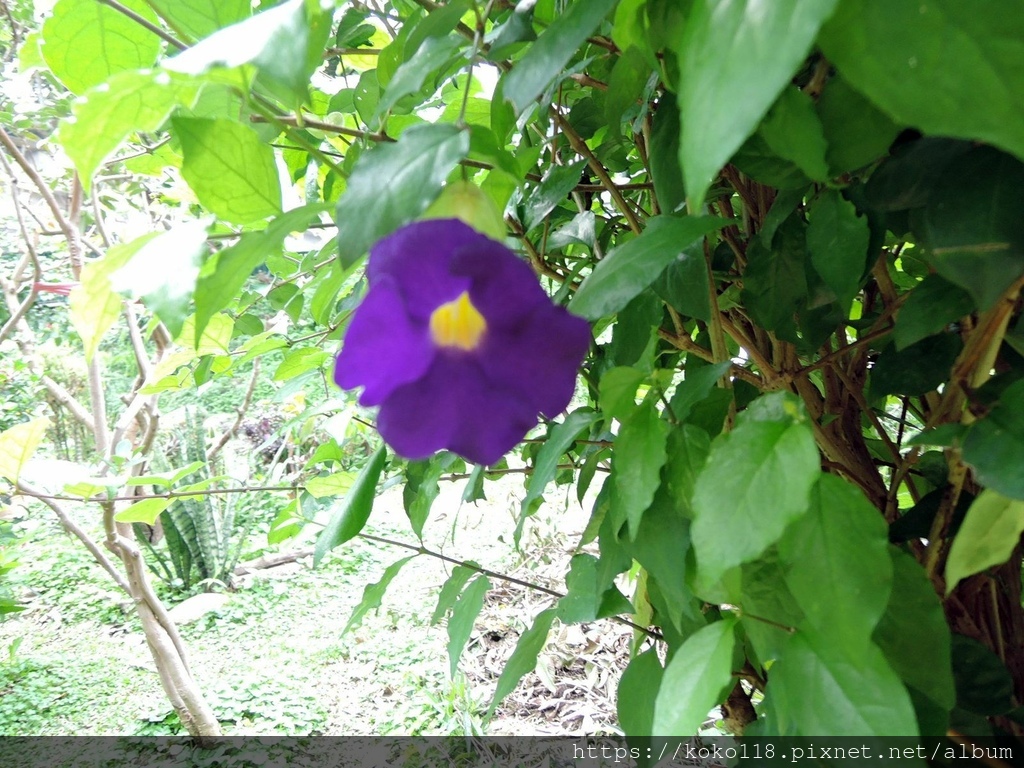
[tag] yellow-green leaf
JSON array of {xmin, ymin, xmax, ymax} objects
[
  {"xmin": 114, "ymin": 497, "xmax": 173, "ymax": 524},
  {"xmin": 0, "ymin": 419, "xmax": 51, "ymax": 485}
]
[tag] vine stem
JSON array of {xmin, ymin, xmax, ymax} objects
[{"xmin": 355, "ymin": 532, "xmax": 662, "ymax": 640}]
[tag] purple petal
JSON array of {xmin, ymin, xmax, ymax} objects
[
  {"xmin": 450, "ymin": 239, "xmax": 549, "ymax": 329},
  {"xmin": 377, "ymin": 355, "xmax": 538, "ymax": 465},
  {"xmin": 479, "ymin": 306, "xmax": 591, "ymax": 417},
  {"xmin": 375, "ymin": 359, "xmax": 459, "ymax": 461},
  {"xmin": 333, "ymin": 277, "xmax": 435, "ymax": 406},
  {"xmin": 367, "ymin": 220, "xmax": 479, "ymax": 321}
]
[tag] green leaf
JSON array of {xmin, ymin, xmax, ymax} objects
[
  {"xmin": 273, "ymin": 349, "xmax": 330, "ymax": 382},
  {"xmin": 165, "ymin": 0, "xmax": 328, "ymax": 106},
  {"xmin": 502, "ymin": 0, "xmax": 618, "ymax": 113},
  {"xmin": 114, "ymin": 497, "xmax": 172, "ymax": 525},
  {"xmin": 691, "ymin": 392, "xmax": 819, "ymax": 585},
  {"xmin": 816, "ymin": 73, "xmax": 902, "ymax": 176},
  {"xmin": 668, "ymin": 362, "xmax": 731, "ymax": 423},
  {"xmin": 569, "ymin": 216, "xmax": 730, "ymax": 320},
  {"xmin": 652, "ymin": 248, "xmax": 712, "ymax": 326},
  {"xmin": 770, "ymin": 630, "xmax": 919, "ymax": 736},
  {"xmin": 873, "ymin": 548, "xmax": 955, "ymax": 709},
  {"xmin": 662, "ymin": 424, "xmax": 711, "ymax": 521},
  {"xmin": 60, "ymin": 70, "xmax": 201, "ymax": 190},
  {"xmin": 742, "ymin": 216, "xmax": 807, "ymax": 336},
  {"xmin": 557, "ymin": 554, "xmax": 631, "ymax": 624},
  {"xmin": 41, "ymin": 0, "xmax": 160, "ymax": 94},
  {"xmin": 69, "ymin": 235, "xmax": 154, "ymax": 363},
  {"xmin": 431, "ymin": 564, "xmax": 481, "ymax": 625},
  {"xmin": 335, "ymin": 123, "xmax": 470, "ymax": 266},
  {"xmin": 109, "ymin": 220, "xmax": 209, "ymax": 339},
  {"xmin": 962, "ymin": 380, "xmax": 1024, "ymax": 500},
  {"xmin": 314, "ymin": 446, "xmax": 386, "ymax": 566},
  {"xmin": 446, "ymin": 575, "xmax": 490, "ymax": 678},
  {"xmin": 951, "ymin": 634, "xmax": 1015, "ymax": 715},
  {"xmin": 488, "ymin": 608, "xmax": 556, "ymax": 716},
  {"xmin": 617, "ymin": 648, "xmax": 664, "ymax": 737},
  {"xmin": 173, "ymin": 117, "xmax": 282, "ymax": 225},
  {"xmin": 919, "ymin": 147, "xmax": 1024, "ymax": 310},
  {"xmin": 520, "ymin": 410, "xmax": 598, "ymax": 516},
  {"xmin": 304, "ymin": 471, "xmax": 356, "ymax": 500},
  {"xmin": 599, "ymin": 367, "xmax": 646, "ymax": 421},
  {"xmin": 343, "ymin": 556, "xmax": 415, "ymax": 635},
  {"xmin": 806, "ymin": 189, "xmax": 870, "ymax": 309},
  {"xmin": 819, "ymin": 0, "xmax": 1024, "ymax": 165},
  {"xmin": 629, "ymin": 479, "xmax": 698, "ymax": 635},
  {"xmin": 147, "ymin": 0, "xmax": 251, "ymax": 42},
  {"xmin": 614, "ymin": 402, "xmax": 670, "ymax": 540},
  {"xmin": 779, "ymin": 474, "xmax": 893, "ymax": 652},
  {"xmin": 376, "ymin": 35, "xmax": 461, "ymax": 118},
  {"xmin": 652, "ymin": 618, "xmax": 737, "ymax": 735},
  {"xmin": 945, "ymin": 490, "xmax": 1024, "ymax": 594},
  {"xmin": 0, "ymin": 419, "xmax": 50, "ymax": 485},
  {"xmin": 894, "ymin": 275, "xmax": 974, "ymax": 350},
  {"xmin": 125, "ymin": 461, "xmax": 205, "ymax": 488},
  {"xmin": 676, "ymin": 0, "xmax": 839, "ymax": 210},
  {"xmin": 648, "ymin": 92, "xmax": 686, "ymax": 214},
  {"xmin": 404, "ymin": 453, "xmax": 458, "ymax": 539},
  {"xmin": 760, "ymin": 87, "xmax": 829, "ymax": 182},
  {"xmin": 870, "ymin": 335, "xmax": 961, "ymax": 398},
  {"xmin": 522, "ymin": 160, "xmax": 588, "ymax": 233}
]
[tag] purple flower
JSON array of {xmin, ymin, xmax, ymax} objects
[{"xmin": 334, "ymin": 219, "xmax": 590, "ymax": 465}]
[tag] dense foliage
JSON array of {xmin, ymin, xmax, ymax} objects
[{"xmin": 1, "ymin": 0, "xmax": 1023, "ymax": 744}]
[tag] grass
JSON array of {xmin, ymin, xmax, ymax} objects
[
  {"xmin": 0, "ymin": 472, "xmax": 623, "ymax": 738},
  {"xmin": 0, "ymin": 486, "xmax": 520, "ymax": 736}
]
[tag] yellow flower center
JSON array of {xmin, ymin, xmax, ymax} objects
[{"xmin": 429, "ymin": 291, "xmax": 487, "ymax": 351}]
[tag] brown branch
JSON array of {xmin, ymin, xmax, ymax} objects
[
  {"xmin": 207, "ymin": 358, "xmax": 261, "ymax": 463},
  {"xmin": 19, "ymin": 482, "xmax": 130, "ymax": 594}
]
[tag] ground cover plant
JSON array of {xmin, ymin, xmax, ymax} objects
[{"xmin": 0, "ymin": 0, "xmax": 1023, "ymax": 748}]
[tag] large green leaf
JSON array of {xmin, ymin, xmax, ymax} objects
[
  {"xmin": 691, "ymin": 392, "xmax": 819, "ymax": 585},
  {"xmin": 945, "ymin": 490, "xmax": 1024, "ymax": 594},
  {"xmin": 894, "ymin": 275, "xmax": 974, "ymax": 351},
  {"xmin": 60, "ymin": 70, "xmax": 201, "ymax": 191},
  {"xmin": 779, "ymin": 474, "xmax": 892, "ymax": 653},
  {"xmin": 446, "ymin": 575, "xmax": 490, "ymax": 678},
  {"xmin": 770, "ymin": 631, "xmax": 919, "ymax": 736},
  {"xmin": 521, "ymin": 410, "xmax": 599, "ymax": 516},
  {"xmin": 488, "ymin": 608, "xmax": 556, "ymax": 716},
  {"xmin": 69, "ymin": 235, "xmax": 155, "ymax": 363},
  {"xmin": 431, "ymin": 564, "xmax": 481, "ymax": 625},
  {"xmin": 759, "ymin": 87, "xmax": 829, "ymax": 182},
  {"xmin": 742, "ymin": 216, "xmax": 807, "ymax": 337},
  {"xmin": 873, "ymin": 548, "xmax": 955, "ymax": 709},
  {"xmin": 41, "ymin": 0, "xmax": 160, "ymax": 94},
  {"xmin": 503, "ymin": 0, "xmax": 618, "ymax": 113},
  {"xmin": 147, "ymin": 0, "xmax": 251, "ymax": 42},
  {"xmin": 173, "ymin": 117, "xmax": 282, "ymax": 225},
  {"xmin": 109, "ymin": 221, "xmax": 210, "ymax": 339},
  {"xmin": 314, "ymin": 446, "xmax": 387, "ymax": 566},
  {"xmin": 806, "ymin": 189, "xmax": 870, "ymax": 310},
  {"xmin": 617, "ymin": 648, "xmax": 664, "ymax": 737},
  {"xmin": 676, "ymin": 0, "xmax": 839, "ymax": 210},
  {"xmin": 816, "ymin": 73, "xmax": 903, "ymax": 176},
  {"xmin": 0, "ymin": 419, "xmax": 50, "ymax": 485},
  {"xmin": 819, "ymin": 0, "xmax": 1024, "ymax": 164},
  {"xmin": 962, "ymin": 380, "xmax": 1024, "ymax": 500},
  {"xmin": 556, "ymin": 554, "xmax": 632, "ymax": 624},
  {"xmin": 569, "ymin": 216, "xmax": 730, "ymax": 320},
  {"xmin": 652, "ymin": 618, "xmax": 737, "ymax": 735},
  {"xmin": 919, "ymin": 147, "xmax": 1024, "ymax": 310},
  {"xmin": 335, "ymin": 124, "xmax": 470, "ymax": 266},
  {"xmin": 614, "ymin": 402, "xmax": 670, "ymax": 540},
  {"xmin": 165, "ymin": 0, "xmax": 330, "ymax": 106}
]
